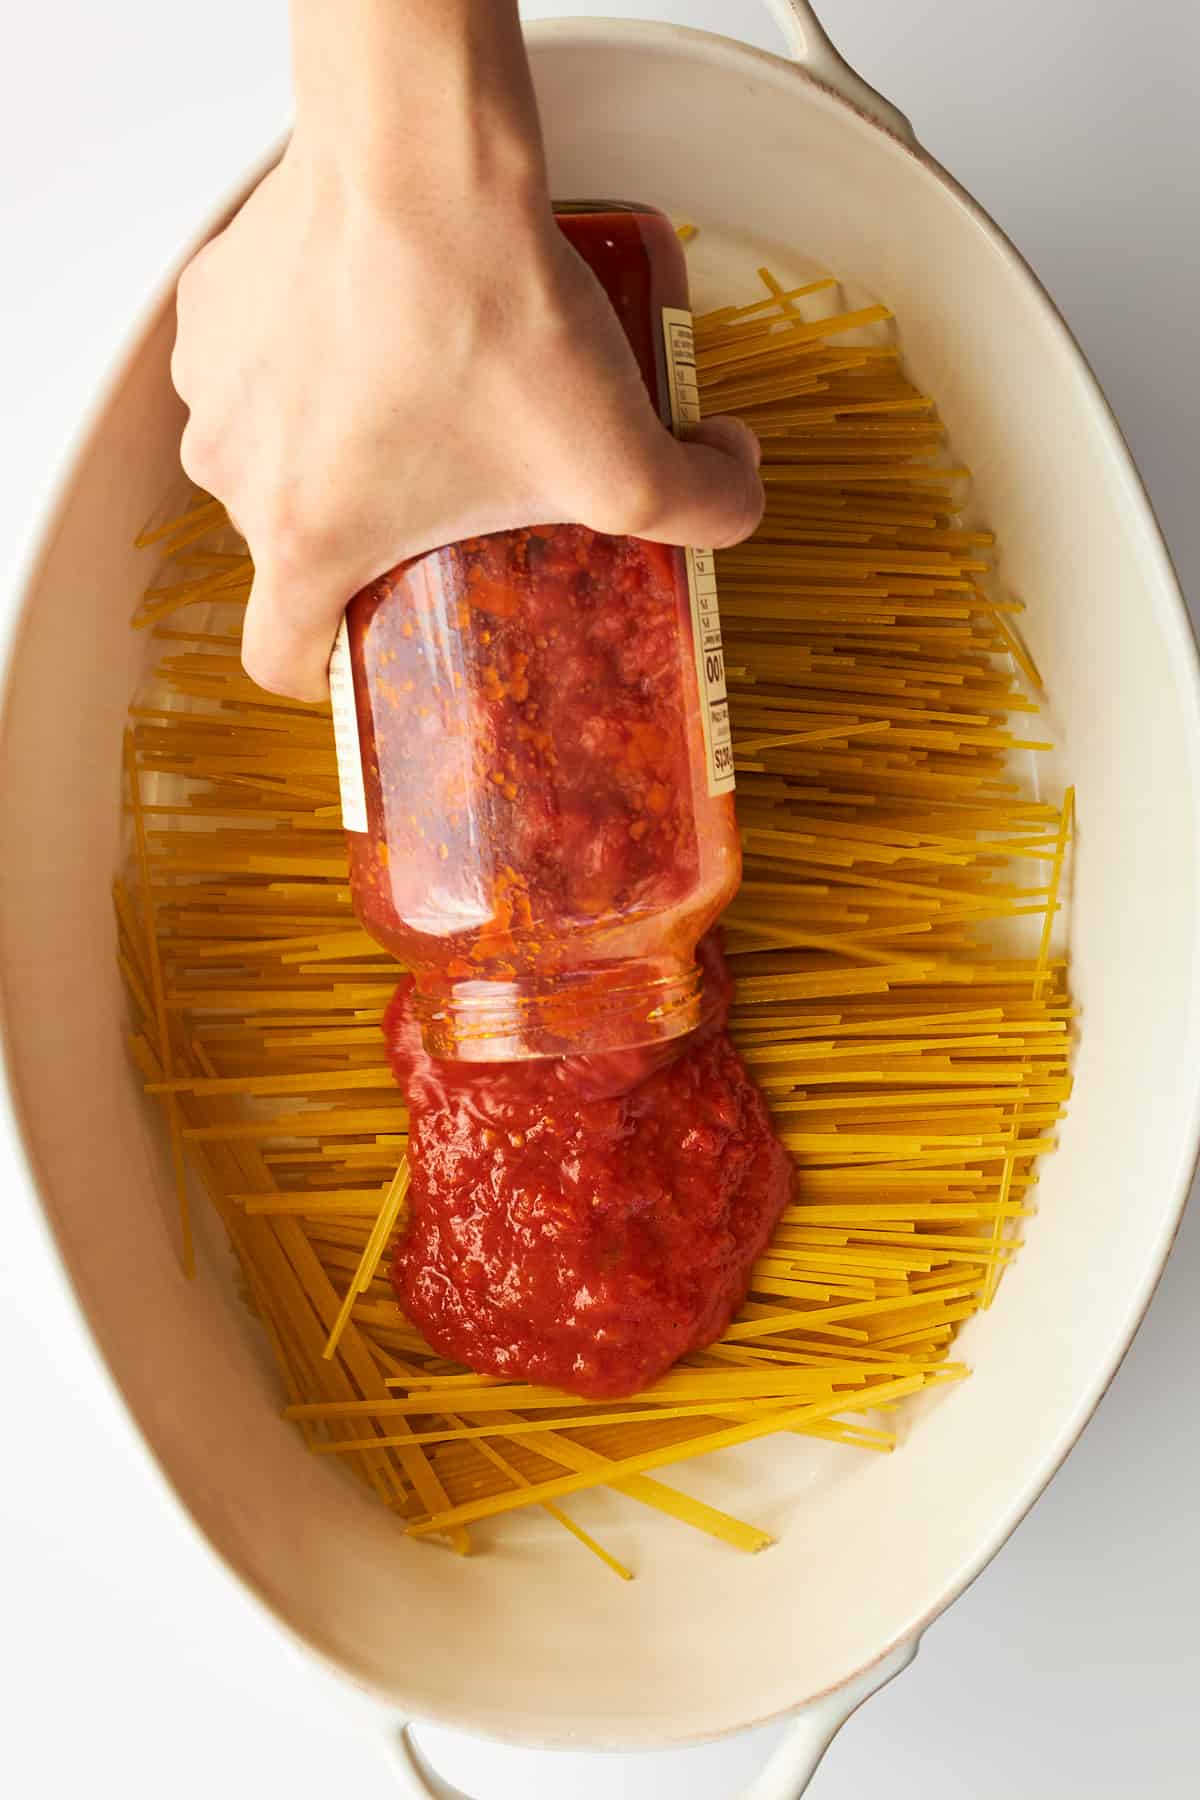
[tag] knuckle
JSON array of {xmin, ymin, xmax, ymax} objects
[
  {"xmin": 241, "ymin": 632, "xmax": 327, "ymax": 706},
  {"xmin": 717, "ymin": 463, "xmax": 766, "ymax": 550},
  {"xmin": 242, "ymin": 653, "xmax": 300, "ymax": 702},
  {"xmin": 583, "ymin": 459, "xmax": 669, "ymax": 540},
  {"xmin": 168, "ymin": 336, "xmax": 193, "ymax": 403},
  {"xmin": 175, "ymin": 241, "xmax": 215, "ymax": 315},
  {"xmin": 178, "ymin": 417, "xmax": 219, "ymax": 488},
  {"xmin": 260, "ymin": 502, "xmax": 338, "ymax": 577},
  {"xmin": 240, "ymin": 639, "xmax": 290, "ymax": 698},
  {"xmin": 615, "ymin": 477, "xmax": 667, "ymax": 540}
]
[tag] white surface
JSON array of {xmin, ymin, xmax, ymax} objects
[{"xmin": 1, "ymin": 1, "xmax": 1197, "ymax": 1794}]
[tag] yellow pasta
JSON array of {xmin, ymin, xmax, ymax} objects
[{"xmin": 117, "ymin": 265, "xmax": 1073, "ymax": 1572}]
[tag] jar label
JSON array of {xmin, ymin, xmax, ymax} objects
[
  {"xmin": 328, "ymin": 615, "xmax": 369, "ymax": 832},
  {"xmin": 662, "ymin": 306, "xmax": 736, "ymax": 797}
]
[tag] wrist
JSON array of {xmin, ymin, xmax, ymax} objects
[
  {"xmin": 288, "ymin": 0, "xmax": 548, "ymax": 215},
  {"xmin": 287, "ymin": 107, "xmax": 548, "ymax": 225}
]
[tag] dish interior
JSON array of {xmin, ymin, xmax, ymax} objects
[{"xmin": 1, "ymin": 25, "xmax": 1197, "ymax": 1750}]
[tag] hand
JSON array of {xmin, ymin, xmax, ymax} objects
[{"xmin": 171, "ymin": 143, "xmax": 762, "ymax": 702}]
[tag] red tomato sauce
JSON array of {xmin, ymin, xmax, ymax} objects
[{"xmin": 385, "ymin": 935, "xmax": 792, "ymax": 1399}]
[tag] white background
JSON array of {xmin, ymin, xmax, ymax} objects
[{"xmin": 2, "ymin": 2, "xmax": 1198, "ymax": 1795}]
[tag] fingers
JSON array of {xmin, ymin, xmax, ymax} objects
[
  {"xmin": 239, "ymin": 412, "xmax": 763, "ymax": 703},
  {"xmin": 675, "ymin": 416, "xmax": 765, "ymax": 547},
  {"xmin": 584, "ymin": 414, "xmax": 765, "ymax": 550},
  {"xmin": 241, "ymin": 555, "xmax": 349, "ymax": 702},
  {"xmin": 177, "ymin": 414, "xmax": 343, "ymax": 703}
]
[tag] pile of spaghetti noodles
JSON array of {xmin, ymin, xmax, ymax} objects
[{"xmin": 116, "ymin": 263, "xmax": 1073, "ymax": 1574}]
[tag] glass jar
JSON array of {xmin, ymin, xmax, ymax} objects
[{"xmin": 334, "ymin": 202, "xmax": 740, "ymax": 1061}]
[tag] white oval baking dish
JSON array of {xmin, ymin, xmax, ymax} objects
[{"xmin": 2, "ymin": 4, "xmax": 1197, "ymax": 1794}]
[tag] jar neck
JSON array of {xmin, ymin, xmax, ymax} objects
[{"xmin": 411, "ymin": 956, "xmax": 702, "ymax": 1062}]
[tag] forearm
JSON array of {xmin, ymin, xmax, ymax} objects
[{"xmin": 288, "ymin": 0, "xmax": 548, "ymax": 209}]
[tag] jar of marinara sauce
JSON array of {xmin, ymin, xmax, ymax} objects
[{"xmin": 330, "ymin": 202, "xmax": 740, "ymax": 1061}]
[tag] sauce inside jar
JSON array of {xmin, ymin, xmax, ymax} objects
[{"xmin": 340, "ymin": 204, "xmax": 740, "ymax": 1063}]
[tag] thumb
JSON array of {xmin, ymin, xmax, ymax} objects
[
  {"xmin": 611, "ymin": 415, "xmax": 764, "ymax": 550},
  {"xmin": 241, "ymin": 556, "xmax": 349, "ymax": 702}
]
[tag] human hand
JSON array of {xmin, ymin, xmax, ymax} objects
[{"xmin": 172, "ymin": 107, "xmax": 762, "ymax": 701}]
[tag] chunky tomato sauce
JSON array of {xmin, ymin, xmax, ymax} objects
[
  {"xmin": 348, "ymin": 523, "xmax": 704, "ymax": 973},
  {"xmin": 385, "ymin": 936, "xmax": 792, "ymax": 1399}
]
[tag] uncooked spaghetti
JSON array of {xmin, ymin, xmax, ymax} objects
[{"xmin": 117, "ymin": 263, "xmax": 1073, "ymax": 1572}]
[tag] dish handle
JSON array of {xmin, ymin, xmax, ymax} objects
[
  {"xmin": 384, "ymin": 1637, "xmax": 919, "ymax": 1799},
  {"xmin": 762, "ymin": 1, "xmax": 917, "ymax": 145}
]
